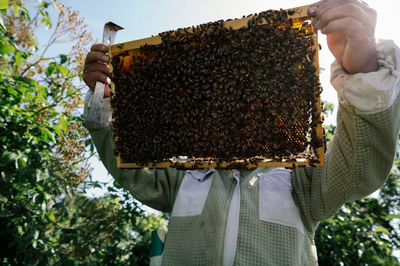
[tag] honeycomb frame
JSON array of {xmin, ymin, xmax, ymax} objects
[{"xmin": 109, "ymin": 5, "xmax": 324, "ymax": 169}]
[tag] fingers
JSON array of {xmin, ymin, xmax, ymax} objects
[
  {"xmin": 104, "ymin": 84, "xmax": 111, "ymax": 98},
  {"xmin": 85, "ymin": 50, "xmax": 110, "ymax": 65},
  {"xmin": 308, "ymin": 0, "xmax": 377, "ymax": 30},
  {"xmin": 83, "ymin": 71, "xmax": 111, "ymax": 91},
  {"xmin": 83, "ymin": 43, "xmax": 112, "ymax": 95},
  {"xmin": 83, "ymin": 61, "xmax": 110, "ymax": 76},
  {"xmin": 314, "ymin": 5, "xmax": 372, "ymax": 31},
  {"xmin": 91, "ymin": 43, "xmax": 109, "ymax": 53},
  {"xmin": 308, "ymin": 0, "xmax": 327, "ymax": 16},
  {"xmin": 316, "ymin": 0, "xmax": 372, "ymax": 15},
  {"xmin": 320, "ymin": 17, "xmax": 364, "ymax": 38}
]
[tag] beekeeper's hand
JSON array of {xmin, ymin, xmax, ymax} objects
[
  {"xmin": 83, "ymin": 43, "xmax": 111, "ymax": 97},
  {"xmin": 309, "ymin": 0, "xmax": 378, "ymax": 74}
]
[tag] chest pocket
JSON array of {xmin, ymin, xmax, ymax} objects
[
  {"xmin": 259, "ymin": 168, "xmax": 305, "ymax": 235},
  {"xmin": 172, "ymin": 170, "xmax": 215, "ymax": 217}
]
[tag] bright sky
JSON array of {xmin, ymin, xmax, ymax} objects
[{"xmin": 47, "ymin": 0, "xmax": 400, "ymax": 196}]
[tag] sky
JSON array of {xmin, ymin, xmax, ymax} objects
[{"xmin": 39, "ymin": 0, "xmax": 400, "ymax": 196}]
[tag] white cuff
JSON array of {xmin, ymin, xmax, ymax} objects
[
  {"xmin": 83, "ymin": 90, "xmax": 112, "ymax": 128},
  {"xmin": 330, "ymin": 39, "xmax": 400, "ymax": 114}
]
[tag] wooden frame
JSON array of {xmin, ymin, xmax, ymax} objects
[{"xmin": 109, "ymin": 4, "xmax": 324, "ymax": 168}]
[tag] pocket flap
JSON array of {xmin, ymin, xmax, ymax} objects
[
  {"xmin": 172, "ymin": 170, "xmax": 215, "ymax": 216},
  {"xmin": 259, "ymin": 168, "xmax": 305, "ymax": 235}
]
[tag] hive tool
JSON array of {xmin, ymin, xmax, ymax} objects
[{"xmin": 85, "ymin": 21, "xmax": 124, "ymax": 128}]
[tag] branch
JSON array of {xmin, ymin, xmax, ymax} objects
[
  {"xmin": 20, "ymin": 11, "xmax": 63, "ymax": 77},
  {"xmin": 68, "ymin": 152, "xmax": 95, "ymax": 167},
  {"xmin": 33, "ymin": 90, "xmax": 79, "ymax": 117}
]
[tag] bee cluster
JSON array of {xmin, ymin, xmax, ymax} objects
[{"xmin": 110, "ymin": 9, "xmax": 323, "ymax": 168}]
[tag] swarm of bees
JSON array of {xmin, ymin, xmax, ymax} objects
[{"xmin": 110, "ymin": 8, "xmax": 324, "ymax": 169}]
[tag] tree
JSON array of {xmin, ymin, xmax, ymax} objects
[
  {"xmin": 0, "ymin": 1, "xmax": 166, "ymax": 265},
  {"xmin": 0, "ymin": 0, "xmax": 94, "ymax": 263},
  {"xmin": 51, "ymin": 189, "xmax": 168, "ymax": 265}
]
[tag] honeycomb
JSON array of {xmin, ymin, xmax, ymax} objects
[{"xmin": 110, "ymin": 7, "xmax": 324, "ymax": 169}]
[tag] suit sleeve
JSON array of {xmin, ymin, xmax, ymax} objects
[
  {"xmin": 83, "ymin": 94, "xmax": 185, "ymax": 212},
  {"xmin": 292, "ymin": 40, "xmax": 400, "ymax": 231}
]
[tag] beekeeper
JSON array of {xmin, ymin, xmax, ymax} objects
[{"xmin": 82, "ymin": 0, "xmax": 400, "ymax": 265}]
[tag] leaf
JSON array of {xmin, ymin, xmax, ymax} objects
[
  {"xmin": 60, "ymin": 54, "xmax": 68, "ymax": 64},
  {"xmin": 36, "ymin": 183, "xmax": 44, "ymax": 192},
  {"xmin": 0, "ymin": 194, "xmax": 8, "ymax": 203},
  {"xmin": 53, "ymin": 124, "xmax": 61, "ymax": 136},
  {"xmin": 33, "ymin": 230, "xmax": 39, "ymax": 240},
  {"xmin": 107, "ymin": 186, "xmax": 117, "ymax": 192},
  {"xmin": 34, "ymin": 193, "xmax": 44, "ymax": 204},
  {"xmin": 0, "ymin": 44, "xmax": 14, "ymax": 54},
  {"xmin": 41, "ymin": 127, "xmax": 55, "ymax": 143},
  {"xmin": 375, "ymin": 226, "xmax": 390, "ymax": 235},
  {"xmin": 0, "ymin": 0, "xmax": 8, "ymax": 10},
  {"xmin": 0, "ymin": 151, "xmax": 19, "ymax": 165},
  {"xmin": 46, "ymin": 212, "xmax": 56, "ymax": 223},
  {"xmin": 19, "ymin": 4, "xmax": 28, "ymax": 12},
  {"xmin": 0, "ymin": 17, "xmax": 6, "ymax": 31},
  {"xmin": 41, "ymin": 16, "xmax": 52, "ymax": 30},
  {"xmin": 58, "ymin": 65, "xmax": 72, "ymax": 77},
  {"xmin": 36, "ymin": 169, "xmax": 49, "ymax": 181},
  {"xmin": 386, "ymin": 214, "xmax": 400, "ymax": 220},
  {"xmin": 58, "ymin": 116, "xmax": 68, "ymax": 132},
  {"xmin": 35, "ymin": 94, "xmax": 45, "ymax": 105},
  {"xmin": 26, "ymin": 78, "xmax": 38, "ymax": 87},
  {"xmin": 14, "ymin": 53, "xmax": 22, "ymax": 68},
  {"xmin": 45, "ymin": 64, "xmax": 55, "ymax": 77},
  {"xmin": 39, "ymin": 85, "xmax": 48, "ymax": 97},
  {"xmin": 13, "ymin": 4, "xmax": 18, "ymax": 16},
  {"xmin": 41, "ymin": 1, "xmax": 50, "ymax": 8},
  {"xmin": 17, "ymin": 157, "xmax": 27, "ymax": 169},
  {"xmin": 53, "ymin": 171, "xmax": 63, "ymax": 178}
]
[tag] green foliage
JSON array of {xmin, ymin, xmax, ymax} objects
[
  {"xmin": 0, "ymin": 0, "xmax": 8, "ymax": 10},
  {"xmin": 0, "ymin": 2, "xmax": 85, "ymax": 264},
  {"xmin": 49, "ymin": 190, "xmax": 168, "ymax": 265},
  {"xmin": 0, "ymin": 1, "xmax": 167, "ymax": 265},
  {"xmin": 315, "ymin": 185, "xmax": 400, "ymax": 265}
]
